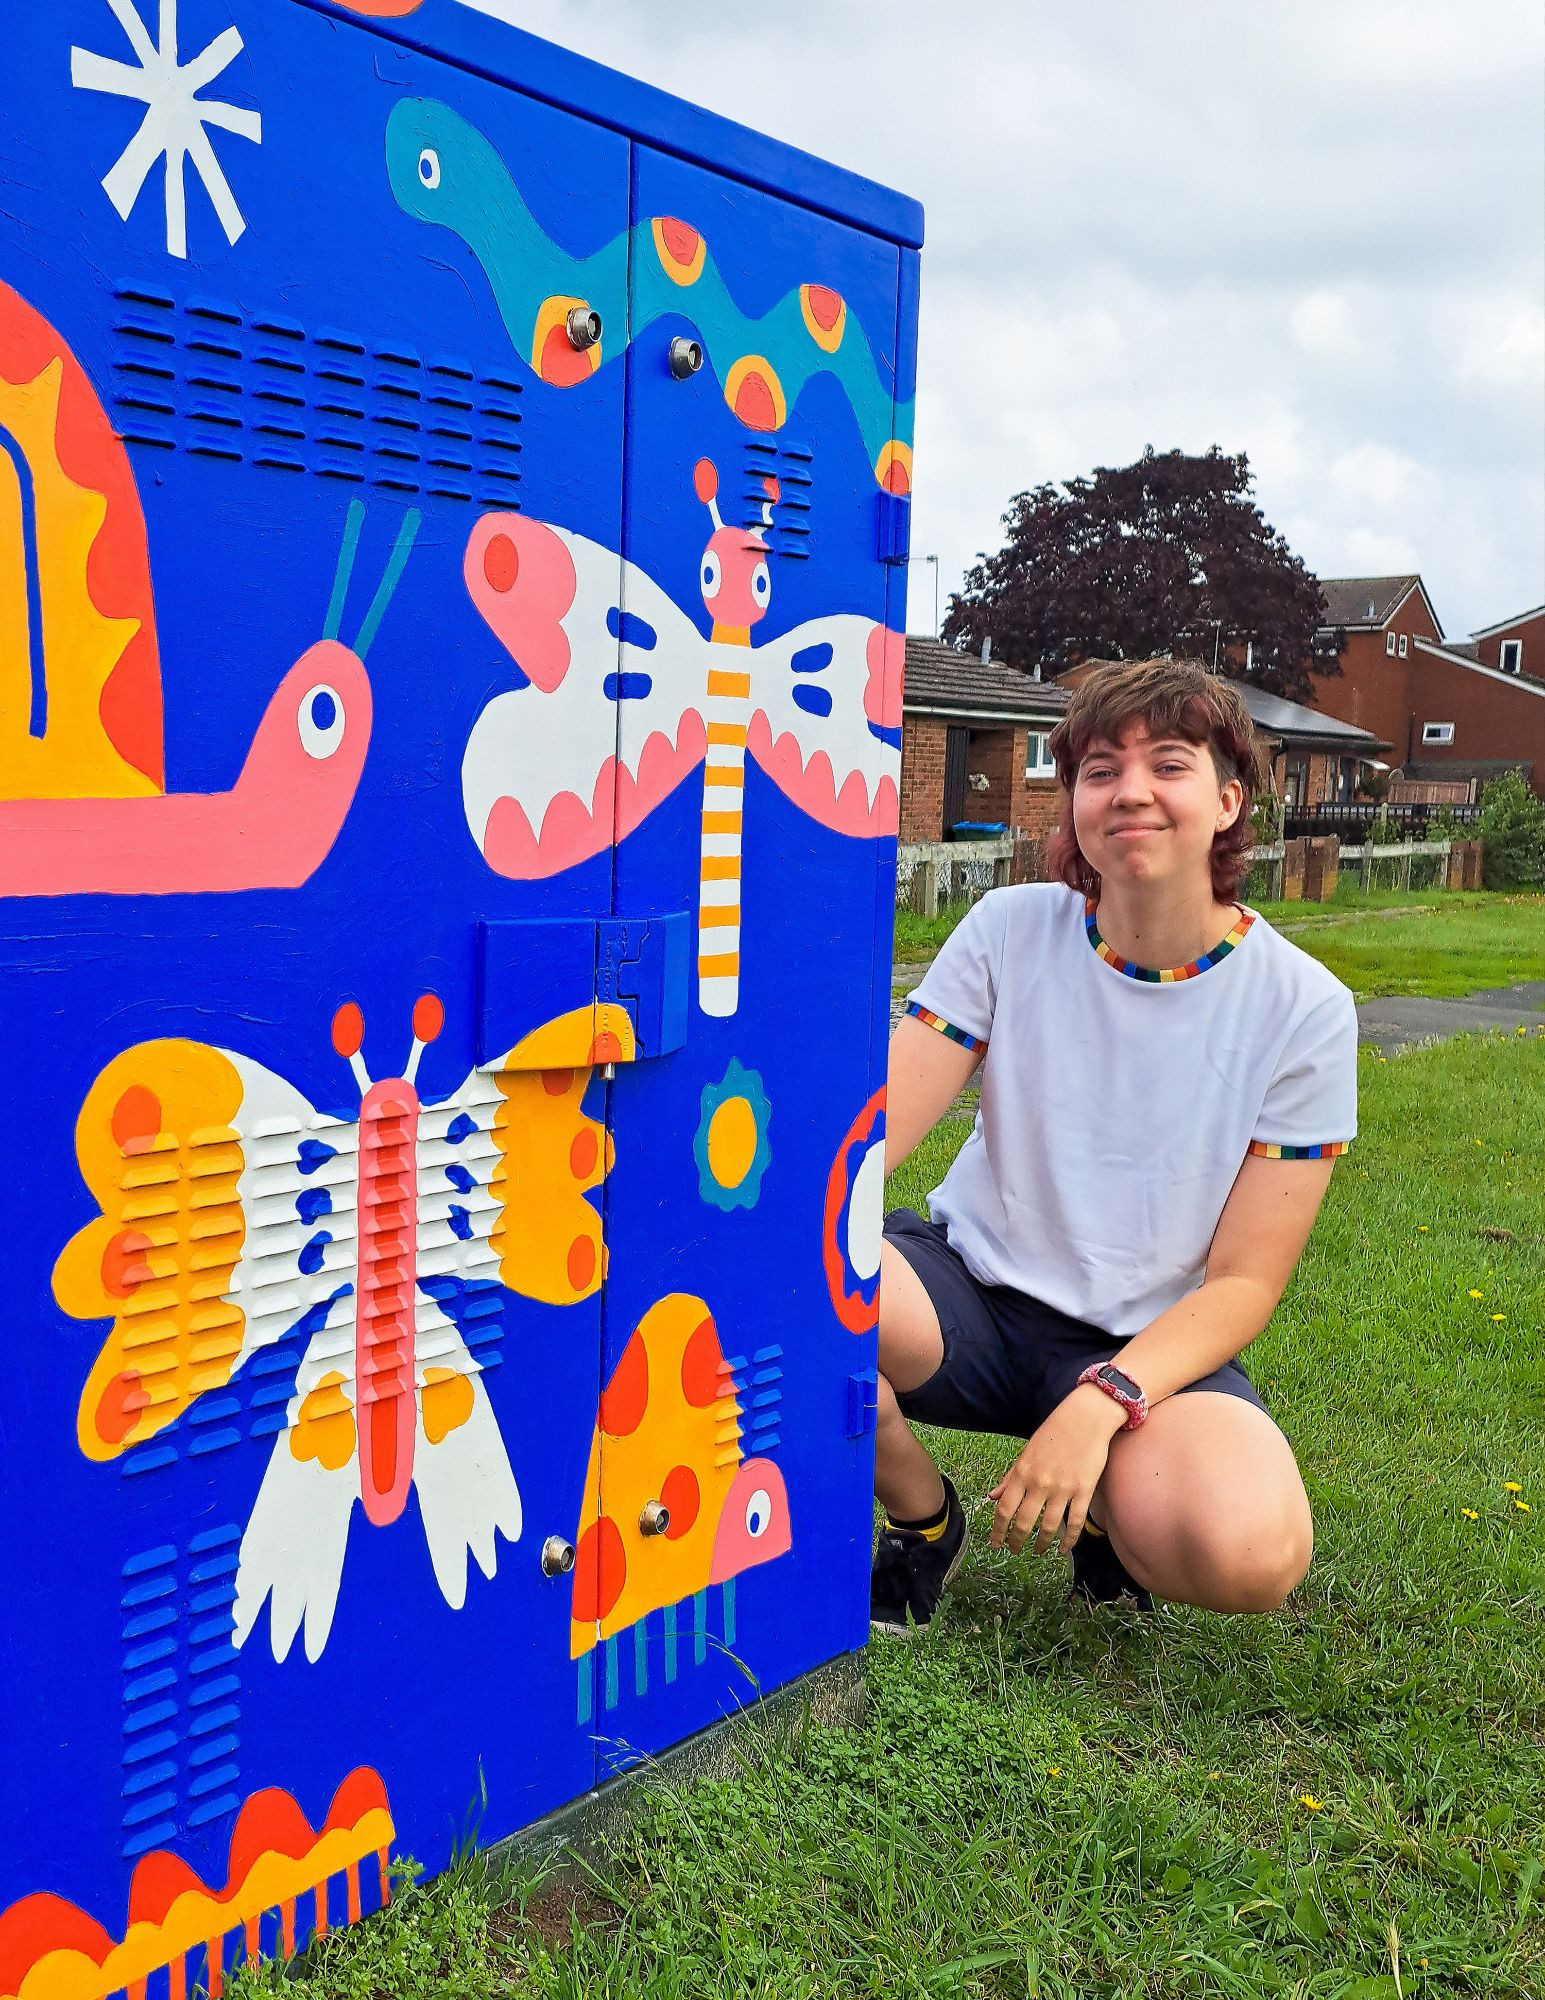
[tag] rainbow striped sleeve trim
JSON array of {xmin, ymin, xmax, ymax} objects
[
  {"xmin": 905, "ymin": 1002, "xmax": 987, "ymax": 1053},
  {"xmin": 1248, "ymin": 1140, "xmax": 1351, "ymax": 1160}
]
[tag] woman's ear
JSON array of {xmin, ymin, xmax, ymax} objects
[{"xmin": 1215, "ymin": 776, "xmax": 1245, "ymax": 832}]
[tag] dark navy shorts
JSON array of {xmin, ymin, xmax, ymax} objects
[{"xmin": 883, "ymin": 1207, "xmax": 1267, "ymax": 1437}]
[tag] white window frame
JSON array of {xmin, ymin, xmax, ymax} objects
[
  {"xmin": 1398, "ymin": 633, "xmax": 1408, "ymax": 657},
  {"xmin": 1024, "ymin": 730, "xmax": 1057, "ymax": 779},
  {"xmin": 1421, "ymin": 721, "xmax": 1455, "ymax": 745},
  {"xmin": 1385, "ymin": 631, "xmax": 1397, "ymax": 655},
  {"xmin": 1500, "ymin": 639, "xmax": 1523, "ymax": 674}
]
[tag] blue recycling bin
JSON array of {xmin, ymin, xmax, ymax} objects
[{"xmin": 0, "ymin": 0, "xmax": 921, "ymax": 1986}]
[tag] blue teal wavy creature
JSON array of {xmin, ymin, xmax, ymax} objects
[{"xmin": 385, "ymin": 98, "xmax": 914, "ymax": 491}]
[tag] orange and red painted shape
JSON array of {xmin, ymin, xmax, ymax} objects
[
  {"xmin": 0, "ymin": 280, "xmax": 397, "ymax": 899},
  {"xmin": 0, "ymin": 1770, "xmax": 393, "ymax": 2000},
  {"xmin": 569, "ymin": 1295, "xmax": 792, "ymax": 1658}
]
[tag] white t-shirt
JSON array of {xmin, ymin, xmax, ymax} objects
[{"xmin": 904, "ymin": 883, "xmax": 1358, "ymax": 1337}]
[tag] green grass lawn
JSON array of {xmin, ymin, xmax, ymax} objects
[
  {"xmin": 894, "ymin": 893, "xmax": 1545, "ymax": 1004},
  {"xmin": 237, "ymin": 1032, "xmax": 1545, "ymax": 2000}
]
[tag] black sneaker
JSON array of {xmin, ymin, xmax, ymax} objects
[
  {"xmin": 1070, "ymin": 1525, "xmax": 1155, "ymax": 1612},
  {"xmin": 870, "ymin": 1477, "xmax": 968, "ymax": 1637}
]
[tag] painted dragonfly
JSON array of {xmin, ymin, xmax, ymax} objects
[
  {"xmin": 459, "ymin": 459, "xmax": 904, "ymax": 1017},
  {"xmin": 54, "ymin": 995, "xmax": 633, "ymax": 1663}
]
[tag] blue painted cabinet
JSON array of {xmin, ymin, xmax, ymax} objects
[{"xmin": 0, "ymin": 1, "xmax": 920, "ymax": 1988}]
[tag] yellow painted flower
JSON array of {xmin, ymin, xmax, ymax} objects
[
  {"xmin": 1460, "ymin": 1508, "xmax": 1479, "ymax": 1521},
  {"xmin": 1503, "ymin": 1481, "xmax": 1522, "ymax": 1493},
  {"xmin": 1298, "ymin": 1794, "xmax": 1324, "ymax": 1812}
]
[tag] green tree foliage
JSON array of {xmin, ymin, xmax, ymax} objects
[
  {"xmin": 944, "ymin": 446, "xmax": 1343, "ymax": 700},
  {"xmin": 1477, "ymin": 767, "xmax": 1545, "ymax": 888}
]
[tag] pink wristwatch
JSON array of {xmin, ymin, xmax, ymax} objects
[{"xmin": 1077, "ymin": 1360, "xmax": 1148, "ymax": 1430}]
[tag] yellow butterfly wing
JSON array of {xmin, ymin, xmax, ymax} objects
[
  {"xmin": 53, "ymin": 1038, "xmax": 248, "ymax": 1461},
  {"xmin": 486, "ymin": 1000, "xmax": 635, "ymax": 1306}
]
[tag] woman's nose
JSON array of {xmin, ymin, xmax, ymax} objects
[{"xmin": 1112, "ymin": 765, "xmax": 1154, "ymax": 805}]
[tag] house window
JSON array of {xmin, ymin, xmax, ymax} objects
[
  {"xmin": 1025, "ymin": 731, "xmax": 1057, "ymax": 779},
  {"xmin": 1385, "ymin": 632, "xmax": 1397, "ymax": 656},
  {"xmin": 1398, "ymin": 633, "xmax": 1408, "ymax": 657},
  {"xmin": 1422, "ymin": 722, "xmax": 1455, "ymax": 745},
  {"xmin": 1500, "ymin": 639, "xmax": 1523, "ymax": 674}
]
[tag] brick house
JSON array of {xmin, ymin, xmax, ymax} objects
[
  {"xmin": 1053, "ymin": 661, "xmax": 1388, "ymax": 813},
  {"xmin": 1306, "ymin": 575, "xmax": 1545, "ymax": 798},
  {"xmin": 1231, "ymin": 687, "xmax": 1389, "ymax": 812},
  {"xmin": 1470, "ymin": 603, "xmax": 1545, "ymax": 680},
  {"xmin": 900, "ymin": 636, "xmax": 1068, "ymax": 844}
]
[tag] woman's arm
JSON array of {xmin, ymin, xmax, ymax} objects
[
  {"xmin": 884, "ymin": 1012, "xmax": 985, "ymax": 1176},
  {"xmin": 988, "ymin": 1150, "xmax": 1338, "ymax": 1553},
  {"xmin": 1108, "ymin": 1150, "xmax": 1338, "ymax": 1403}
]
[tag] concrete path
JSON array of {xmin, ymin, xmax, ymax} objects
[
  {"xmin": 1354, "ymin": 982, "xmax": 1545, "ymax": 1053},
  {"xmin": 890, "ymin": 968, "xmax": 1545, "ymax": 1054}
]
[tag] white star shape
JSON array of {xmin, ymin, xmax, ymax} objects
[{"xmin": 72, "ymin": 0, "xmax": 262, "ymax": 261}]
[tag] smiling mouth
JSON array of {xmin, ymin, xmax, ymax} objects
[{"xmin": 1110, "ymin": 825, "xmax": 1167, "ymax": 837}]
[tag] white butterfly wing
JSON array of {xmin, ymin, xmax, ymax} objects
[
  {"xmin": 461, "ymin": 514, "xmax": 707, "ymax": 879},
  {"xmin": 233, "ymin": 1287, "xmax": 359, "ymax": 1664},
  {"xmin": 411, "ymin": 1296, "xmax": 522, "ymax": 1608},
  {"xmin": 748, "ymin": 615, "xmax": 902, "ymax": 836}
]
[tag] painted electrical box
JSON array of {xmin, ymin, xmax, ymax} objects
[{"xmin": 0, "ymin": 0, "xmax": 920, "ymax": 1986}]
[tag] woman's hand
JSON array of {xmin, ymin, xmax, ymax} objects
[{"xmin": 988, "ymin": 1384, "xmax": 1128, "ymax": 1556}]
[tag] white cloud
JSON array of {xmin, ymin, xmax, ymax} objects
[{"xmin": 458, "ymin": 0, "xmax": 1543, "ymax": 639}]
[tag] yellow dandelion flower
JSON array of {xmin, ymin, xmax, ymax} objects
[
  {"xmin": 1046, "ymin": 1766, "xmax": 1061, "ymax": 1778},
  {"xmin": 1460, "ymin": 1508, "xmax": 1479, "ymax": 1521},
  {"xmin": 1503, "ymin": 1481, "xmax": 1522, "ymax": 1492},
  {"xmin": 1492, "ymin": 1314, "xmax": 1507, "ymax": 1323},
  {"xmin": 1516, "ymin": 1501, "xmax": 1532, "ymax": 1514},
  {"xmin": 1417, "ymin": 1225, "xmax": 1430, "ymax": 1233},
  {"xmin": 1298, "ymin": 1794, "xmax": 1324, "ymax": 1812},
  {"xmin": 1468, "ymin": 1289, "xmax": 1484, "ymax": 1298},
  {"xmin": 1207, "ymin": 1771, "xmax": 1221, "ymax": 1781}
]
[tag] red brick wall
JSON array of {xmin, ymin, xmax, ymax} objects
[
  {"xmin": 1307, "ymin": 587, "xmax": 1442, "ymax": 758},
  {"xmin": 1405, "ymin": 650, "xmax": 1545, "ymax": 794},
  {"xmin": 959, "ymin": 728, "xmax": 1018, "ymax": 825},
  {"xmin": 900, "ymin": 716, "xmax": 947, "ymax": 843},
  {"xmin": 1474, "ymin": 609, "xmax": 1545, "ymax": 676},
  {"xmin": 900, "ymin": 716, "xmax": 1065, "ymax": 842}
]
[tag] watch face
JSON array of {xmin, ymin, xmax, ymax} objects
[{"xmin": 1098, "ymin": 1364, "xmax": 1142, "ymax": 1402}]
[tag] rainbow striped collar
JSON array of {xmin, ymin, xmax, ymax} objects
[{"xmin": 1084, "ymin": 899, "xmax": 1255, "ymax": 983}]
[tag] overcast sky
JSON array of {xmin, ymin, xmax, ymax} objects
[{"xmin": 466, "ymin": 0, "xmax": 1544, "ymax": 644}]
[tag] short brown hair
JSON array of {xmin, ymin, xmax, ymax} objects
[{"xmin": 1044, "ymin": 659, "xmax": 1265, "ymax": 901}]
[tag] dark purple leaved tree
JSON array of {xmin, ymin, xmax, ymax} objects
[{"xmin": 943, "ymin": 446, "xmax": 1343, "ymax": 701}]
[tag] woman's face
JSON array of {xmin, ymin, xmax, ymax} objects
[{"xmin": 1071, "ymin": 722, "xmax": 1243, "ymax": 895}]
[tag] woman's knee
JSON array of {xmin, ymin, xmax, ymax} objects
[
  {"xmin": 1167, "ymin": 1503, "xmax": 1314, "ymax": 1613},
  {"xmin": 877, "ymin": 1243, "xmax": 944, "ymax": 1393}
]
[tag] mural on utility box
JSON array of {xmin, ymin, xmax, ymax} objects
[
  {"xmin": 570, "ymin": 1293, "xmax": 792, "ymax": 1718},
  {"xmin": 0, "ymin": 1768, "xmax": 394, "ymax": 2000},
  {"xmin": 0, "ymin": 279, "xmax": 401, "ymax": 898},
  {"xmin": 460, "ymin": 461, "xmax": 904, "ymax": 1016},
  {"xmin": 386, "ymin": 95, "xmax": 914, "ymax": 490},
  {"xmin": 55, "ymin": 1000, "xmax": 631, "ymax": 1664}
]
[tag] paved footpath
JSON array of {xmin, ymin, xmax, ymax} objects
[
  {"xmin": 891, "ymin": 966, "xmax": 1544, "ymax": 1055},
  {"xmin": 1354, "ymin": 981, "xmax": 1545, "ymax": 1053}
]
